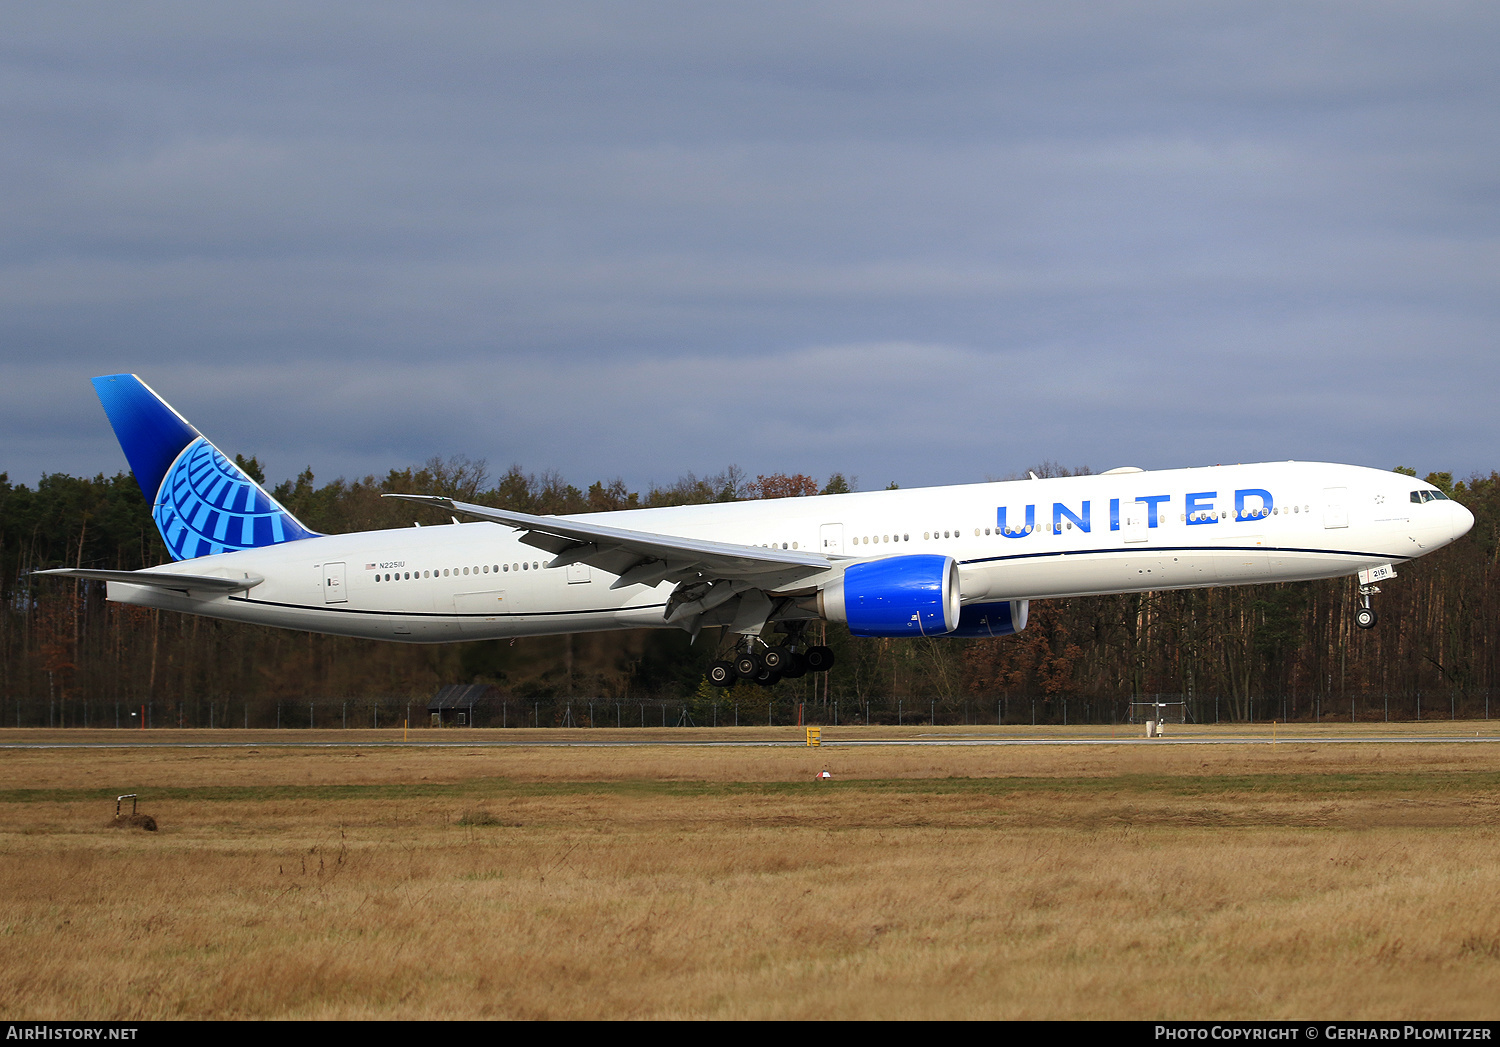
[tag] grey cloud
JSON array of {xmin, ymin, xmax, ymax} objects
[{"xmin": 3, "ymin": 2, "xmax": 1498, "ymax": 493}]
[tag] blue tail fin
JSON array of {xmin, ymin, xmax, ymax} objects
[{"xmin": 92, "ymin": 375, "xmax": 319, "ymax": 561}]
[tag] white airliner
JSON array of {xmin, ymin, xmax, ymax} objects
[{"xmin": 42, "ymin": 375, "xmax": 1474, "ymax": 686}]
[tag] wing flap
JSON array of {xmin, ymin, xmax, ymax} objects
[
  {"xmin": 518, "ymin": 531, "xmax": 576, "ymax": 555},
  {"xmin": 609, "ymin": 558, "xmax": 681, "ymax": 590}
]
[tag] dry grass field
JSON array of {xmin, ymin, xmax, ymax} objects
[{"xmin": 2, "ymin": 723, "xmax": 1499, "ymax": 1020}]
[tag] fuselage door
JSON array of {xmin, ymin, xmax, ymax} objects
[
  {"xmin": 819, "ymin": 523, "xmax": 844, "ymax": 556},
  {"xmin": 1122, "ymin": 503, "xmax": 1149, "ymax": 544},
  {"xmin": 1323, "ymin": 487, "xmax": 1349, "ymax": 529},
  {"xmin": 322, "ymin": 562, "xmax": 347, "ymax": 603}
]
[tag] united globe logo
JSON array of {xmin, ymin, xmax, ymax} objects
[{"xmin": 152, "ymin": 437, "xmax": 312, "ymax": 560}]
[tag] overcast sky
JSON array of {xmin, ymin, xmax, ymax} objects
[{"xmin": 3, "ymin": 2, "xmax": 1496, "ymax": 496}]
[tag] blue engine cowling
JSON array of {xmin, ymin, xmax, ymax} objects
[
  {"xmin": 946, "ymin": 599, "xmax": 1029, "ymax": 638},
  {"xmin": 818, "ymin": 555, "xmax": 961, "ymax": 637}
]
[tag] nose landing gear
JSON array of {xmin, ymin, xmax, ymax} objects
[{"xmin": 1354, "ymin": 564, "xmax": 1395, "ymax": 630}]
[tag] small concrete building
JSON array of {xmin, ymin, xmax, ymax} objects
[{"xmin": 427, "ymin": 684, "xmax": 504, "ymax": 727}]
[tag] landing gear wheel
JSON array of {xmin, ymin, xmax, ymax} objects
[
  {"xmin": 1355, "ymin": 606, "xmax": 1377, "ymax": 630},
  {"xmin": 761, "ymin": 645, "xmax": 790, "ymax": 672},
  {"xmin": 708, "ymin": 661, "xmax": 735, "ymax": 687},
  {"xmin": 804, "ymin": 646, "xmax": 836, "ymax": 673},
  {"xmin": 754, "ymin": 668, "xmax": 782, "ymax": 687},
  {"xmin": 779, "ymin": 652, "xmax": 808, "ymax": 679},
  {"xmin": 734, "ymin": 652, "xmax": 762, "ymax": 679}
]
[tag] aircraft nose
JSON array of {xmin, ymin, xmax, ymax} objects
[{"xmin": 1451, "ymin": 500, "xmax": 1476, "ymax": 542}]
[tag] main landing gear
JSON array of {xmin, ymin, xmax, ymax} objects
[{"xmin": 708, "ymin": 626, "xmax": 835, "ymax": 688}]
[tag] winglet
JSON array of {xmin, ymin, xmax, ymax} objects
[{"xmin": 91, "ymin": 375, "xmax": 319, "ymax": 561}]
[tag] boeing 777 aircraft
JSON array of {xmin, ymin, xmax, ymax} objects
[{"xmin": 41, "ymin": 375, "xmax": 1475, "ymax": 687}]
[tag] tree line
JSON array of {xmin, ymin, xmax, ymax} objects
[{"xmin": 1, "ymin": 458, "xmax": 1493, "ymax": 726}]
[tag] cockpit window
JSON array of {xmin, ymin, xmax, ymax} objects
[{"xmin": 1410, "ymin": 490, "xmax": 1450, "ymax": 503}]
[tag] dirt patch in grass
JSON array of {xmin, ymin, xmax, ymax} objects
[{"xmin": 104, "ymin": 813, "xmax": 157, "ymax": 832}]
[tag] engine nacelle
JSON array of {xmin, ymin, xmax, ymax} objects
[
  {"xmin": 817, "ymin": 555, "xmax": 961, "ymax": 637},
  {"xmin": 946, "ymin": 599, "xmax": 1029, "ymax": 638}
]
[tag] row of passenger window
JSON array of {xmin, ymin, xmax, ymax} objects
[
  {"xmin": 373, "ymin": 561, "xmax": 542, "ymax": 583},
  {"xmin": 762, "ymin": 536, "xmax": 913, "ymax": 549}
]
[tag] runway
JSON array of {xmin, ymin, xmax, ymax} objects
[{"xmin": 3, "ymin": 733, "xmax": 1499, "ymax": 750}]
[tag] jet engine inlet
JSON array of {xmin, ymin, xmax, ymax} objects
[{"xmin": 816, "ymin": 555, "xmax": 961, "ymax": 637}]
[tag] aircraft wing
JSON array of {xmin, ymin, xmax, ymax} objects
[
  {"xmin": 34, "ymin": 568, "xmax": 264, "ymax": 594},
  {"xmin": 384, "ymin": 494, "xmax": 834, "ymax": 600}
]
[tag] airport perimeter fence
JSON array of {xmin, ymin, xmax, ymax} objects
[{"xmin": 2, "ymin": 688, "xmax": 1495, "ymax": 730}]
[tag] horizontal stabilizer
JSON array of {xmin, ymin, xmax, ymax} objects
[{"xmin": 35, "ymin": 568, "xmax": 263, "ymax": 594}]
